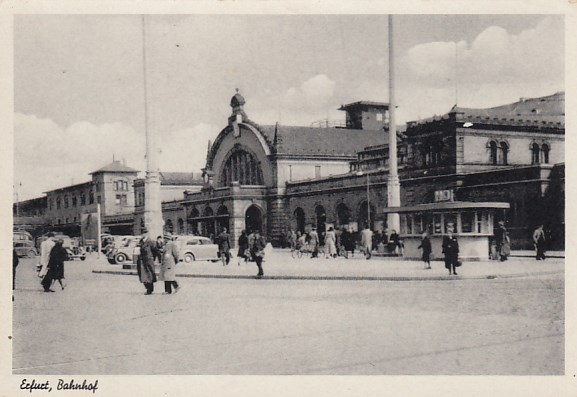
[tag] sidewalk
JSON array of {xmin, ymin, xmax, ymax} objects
[{"xmin": 91, "ymin": 250, "xmax": 564, "ymax": 281}]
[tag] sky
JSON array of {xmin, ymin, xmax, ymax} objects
[{"xmin": 13, "ymin": 14, "xmax": 564, "ymax": 201}]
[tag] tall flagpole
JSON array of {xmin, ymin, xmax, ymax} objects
[
  {"xmin": 142, "ymin": 15, "xmax": 164, "ymax": 239},
  {"xmin": 387, "ymin": 15, "xmax": 401, "ymax": 232}
]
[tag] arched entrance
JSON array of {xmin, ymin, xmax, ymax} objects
[
  {"xmin": 336, "ymin": 203, "xmax": 351, "ymax": 228},
  {"xmin": 315, "ymin": 205, "xmax": 327, "ymax": 245},
  {"xmin": 245, "ymin": 205, "xmax": 263, "ymax": 234},
  {"xmin": 358, "ymin": 201, "xmax": 375, "ymax": 231},
  {"xmin": 202, "ymin": 206, "xmax": 215, "ymax": 238},
  {"xmin": 188, "ymin": 207, "xmax": 200, "ymax": 235},
  {"xmin": 217, "ymin": 205, "xmax": 230, "ymax": 232},
  {"xmin": 293, "ymin": 207, "xmax": 306, "ymax": 234}
]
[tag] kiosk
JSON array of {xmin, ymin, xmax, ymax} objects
[{"xmin": 383, "ymin": 201, "xmax": 510, "ymax": 261}]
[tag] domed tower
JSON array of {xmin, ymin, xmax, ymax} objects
[{"xmin": 228, "ymin": 89, "xmax": 248, "ymax": 137}]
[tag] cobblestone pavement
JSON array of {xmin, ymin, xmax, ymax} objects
[{"xmin": 12, "ymin": 254, "xmax": 564, "ymax": 375}]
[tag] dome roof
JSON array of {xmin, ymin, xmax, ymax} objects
[{"xmin": 230, "ymin": 90, "xmax": 246, "ymax": 107}]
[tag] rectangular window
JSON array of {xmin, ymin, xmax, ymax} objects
[
  {"xmin": 461, "ymin": 212, "xmax": 475, "ymax": 233},
  {"xmin": 433, "ymin": 214, "xmax": 442, "ymax": 234},
  {"xmin": 315, "ymin": 166, "xmax": 321, "ymax": 178},
  {"xmin": 444, "ymin": 213, "xmax": 457, "ymax": 233},
  {"xmin": 116, "ymin": 195, "xmax": 121, "ymax": 205},
  {"xmin": 97, "ymin": 196, "xmax": 101, "ymax": 204},
  {"xmin": 376, "ymin": 113, "xmax": 383, "ymax": 121}
]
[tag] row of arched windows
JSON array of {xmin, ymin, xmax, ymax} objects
[
  {"xmin": 51, "ymin": 190, "xmax": 94, "ymax": 210},
  {"xmin": 293, "ymin": 202, "xmax": 375, "ymax": 234},
  {"xmin": 531, "ymin": 143, "xmax": 550, "ymax": 164},
  {"xmin": 488, "ymin": 140, "xmax": 509, "ymax": 165}
]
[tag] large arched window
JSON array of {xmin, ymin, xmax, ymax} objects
[
  {"xmin": 165, "ymin": 219, "xmax": 174, "ymax": 233},
  {"xmin": 220, "ymin": 148, "xmax": 264, "ymax": 186},
  {"xmin": 293, "ymin": 207, "xmax": 305, "ymax": 234}
]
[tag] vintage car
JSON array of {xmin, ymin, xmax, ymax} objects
[
  {"xmin": 13, "ymin": 230, "xmax": 38, "ymax": 258},
  {"xmin": 173, "ymin": 235, "xmax": 220, "ymax": 263},
  {"xmin": 107, "ymin": 236, "xmax": 141, "ymax": 264}
]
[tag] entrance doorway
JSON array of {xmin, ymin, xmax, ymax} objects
[{"xmin": 245, "ymin": 205, "xmax": 263, "ymax": 234}]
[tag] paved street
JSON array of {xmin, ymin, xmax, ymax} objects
[{"xmin": 12, "ymin": 253, "xmax": 564, "ymax": 375}]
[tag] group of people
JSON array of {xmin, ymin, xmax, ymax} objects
[
  {"xmin": 286, "ymin": 225, "xmax": 404, "ymax": 260},
  {"xmin": 416, "ymin": 228, "xmax": 460, "ymax": 275},
  {"xmin": 38, "ymin": 232, "xmax": 68, "ymax": 292},
  {"xmin": 136, "ymin": 228, "xmax": 180, "ymax": 295}
]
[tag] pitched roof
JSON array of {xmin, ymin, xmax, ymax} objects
[
  {"xmin": 408, "ymin": 92, "xmax": 564, "ymax": 128},
  {"xmin": 90, "ymin": 161, "xmax": 139, "ymax": 174},
  {"xmin": 257, "ymin": 124, "xmax": 387, "ymax": 157},
  {"xmin": 159, "ymin": 172, "xmax": 203, "ymax": 185}
]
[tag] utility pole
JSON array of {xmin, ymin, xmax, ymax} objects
[
  {"xmin": 142, "ymin": 15, "xmax": 164, "ymax": 239},
  {"xmin": 387, "ymin": 15, "xmax": 401, "ymax": 232}
]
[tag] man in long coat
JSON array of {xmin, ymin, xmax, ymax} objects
[
  {"xmin": 217, "ymin": 228, "xmax": 232, "ymax": 265},
  {"xmin": 442, "ymin": 226, "xmax": 460, "ymax": 275},
  {"xmin": 160, "ymin": 233, "xmax": 180, "ymax": 294},
  {"xmin": 137, "ymin": 228, "xmax": 157, "ymax": 295}
]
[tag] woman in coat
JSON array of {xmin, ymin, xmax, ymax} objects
[
  {"xmin": 442, "ymin": 226, "xmax": 460, "ymax": 275},
  {"xmin": 418, "ymin": 231, "xmax": 432, "ymax": 269},
  {"xmin": 137, "ymin": 229, "xmax": 157, "ymax": 295},
  {"xmin": 41, "ymin": 239, "xmax": 68, "ymax": 292},
  {"xmin": 324, "ymin": 227, "xmax": 337, "ymax": 258},
  {"xmin": 160, "ymin": 233, "xmax": 180, "ymax": 294}
]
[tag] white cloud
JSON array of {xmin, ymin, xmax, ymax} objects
[
  {"xmin": 251, "ymin": 74, "xmax": 337, "ymax": 125},
  {"xmin": 158, "ymin": 123, "xmax": 220, "ymax": 172},
  {"xmin": 14, "ymin": 114, "xmax": 221, "ymax": 200}
]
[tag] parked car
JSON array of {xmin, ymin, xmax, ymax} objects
[
  {"xmin": 13, "ymin": 230, "xmax": 38, "ymax": 258},
  {"xmin": 107, "ymin": 236, "xmax": 141, "ymax": 264},
  {"xmin": 173, "ymin": 235, "xmax": 220, "ymax": 263},
  {"xmin": 66, "ymin": 246, "xmax": 87, "ymax": 261}
]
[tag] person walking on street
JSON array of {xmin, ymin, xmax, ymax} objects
[
  {"xmin": 217, "ymin": 227, "xmax": 232, "ymax": 266},
  {"xmin": 39, "ymin": 232, "xmax": 55, "ymax": 279},
  {"xmin": 418, "ymin": 231, "xmax": 432, "ymax": 269},
  {"xmin": 495, "ymin": 221, "xmax": 510, "ymax": 261},
  {"xmin": 361, "ymin": 224, "xmax": 373, "ymax": 260},
  {"xmin": 250, "ymin": 231, "xmax": 266, "ymax": 278},
  {"xmin": 309, "ymin": 227, "xmax": 320, "ymax": 258},
  {"xmin": 13, "ymin": 249, "xmax": 19, "ymax": 301},
  {"xmin": 533, "ymin": 224, "xmax": 547, "ymax": 260},
  {"xmin": 442, "ymin": 226, "xmax": 460, "ymax": 275},
  {"xmin": 153, "ymin": 235, "xmax": 164, "ymax": 264},
  {"xmin": 137, "ymin": 228, "xmax": 157, "ymax": 295},
  {"xmin": 324, "ymin": 227, "xmax": 337, "ymax": 258},
  {"xmin": 237, "ymin": 230, "xmax": 249, "ymax": 265},
  {"xmin": 160, "ymin": 233, "xmax": 180, "ymax": 294},
  {"xmin": 41, "ymin": 239, "xmax": 68, "ymax": 292}
]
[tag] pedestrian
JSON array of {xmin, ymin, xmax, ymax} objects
[
  {"xmin": 216, "ymin": 227, "xmax": 232, "ymax": 266},
  {"xmin": 360, "ymin": 224, "xmax": 373, "ymax": 259},
  {"xmin": 160, "ymin": 233, "xmax": 180, "ymax": 294},
  {"xmin": 38, "ymin": 232, "xmax": 55, "ymax": 280},
  {"xmin": 388, "ymin": 229, "xmax": 400, "ymax": 254},
  {"xmin": 495, "ymin": 221, "xmax": 510, "ymax": 261},
  {"xmin": 237, "ymin": 230, "xmax": 249, "ymax": 265},
  {"xmin": 41, "ymin": 239, "xmax": 68, "ymax": 292},
  {"xmin": 418, "ymin": 231, "xmax": 432, "ymax": 269},
  {"xmin": 533, "ymin": 224, "xmax": 547, "ymax": 260},
  {"xmin": 442, "ymin": 226, "xmax": 460, "ymax": 275},
  {"xmin": 153, "ymin": 235, "xmax": 164, "ymax": 264},
  {"xmin": 324, "ymin": 227, "xmax": 337, "ymax": 258},
  {"xmin": 137, "ymin": 228, "xmax": 157, "ymax": 295},
  {"xmin": 13, "ymin": 249, "xmax": 19, "ymax": 300},
  {"xmin": 309, "ymin": 227, "xmax": 320, "ymax": 258},
  {"xmin": 250, "ymin": 230, "xmax": 266, "ymax": 278}
]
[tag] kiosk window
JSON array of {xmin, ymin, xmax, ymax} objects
[
  {"xmin": 461, "ymin": 212, "xmax": 475, "ymax": 233},
  {"xmin": 444, "ymin": 213, "xmax": 457, "ymax": 232},
  {"xmin": 433, "ymin": 214, "xmax": 443, "ymax": 234}
]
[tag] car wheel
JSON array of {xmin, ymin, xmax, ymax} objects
[
  {"xmin": 115, "ymin": 253, "xmax": 127, "ymax": 264},
  {"xmin": 184, "ymin": 253, "xmax": 194, "ymax": 263},
  {"xmin": 27, "ymin": 250, "xmax": 36, "ymax": 258},
  {"xmin": 107, "ymin": 258, "xmax": 116, "ymax": 265},
  {"xmin": 80, "ymin": 256, "xmax": 86, "ymax": 261}
]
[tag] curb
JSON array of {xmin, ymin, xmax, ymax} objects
[{"xmin": 92, "ymin": 269, "xmax": 563, "ymax": 282}]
